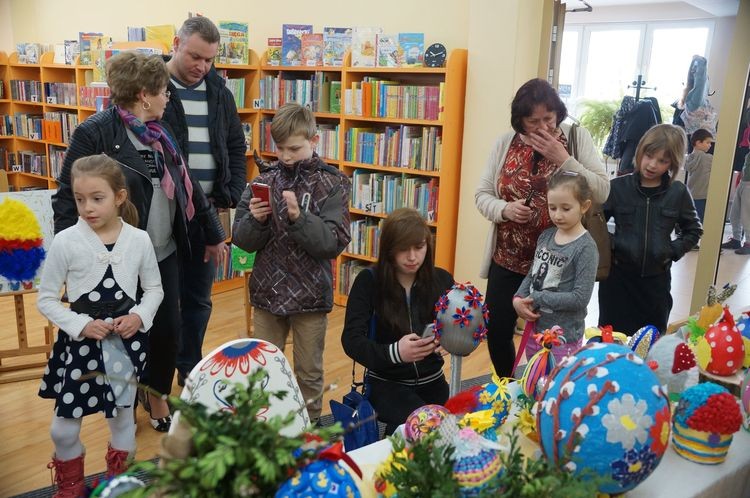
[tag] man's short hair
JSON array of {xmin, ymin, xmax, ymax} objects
[{"xmin": 177, "ymin": 16, "xmax": 220, "ymax": 44}]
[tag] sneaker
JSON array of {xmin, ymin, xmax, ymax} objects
[
  {"xmin": 735, "ymin": 244, "xmax": 750, "ymax": 255},
  {"xmin": 721, "ymin": 238, "xmax": 742, "ymax": 249}
]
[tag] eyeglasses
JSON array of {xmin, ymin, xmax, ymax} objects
[{"xmin": 162, "ymin": 90, "xmax": 171, "ymax": 99}]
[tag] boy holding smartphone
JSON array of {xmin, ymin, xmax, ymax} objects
[{"xmin": 232, "ymin": 103, "xmax": 351, "ymax": 422}]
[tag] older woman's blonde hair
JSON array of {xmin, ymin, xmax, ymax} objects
[{"xmin": 106, "ymin": 51, "xmax": 169, "ymax": 108}]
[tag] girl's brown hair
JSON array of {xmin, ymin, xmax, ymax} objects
[
  {"xmin": 634, "ymin": 124, "xmax": 687, "ymax": 183},
  {"xmin": 70, "ymin": 155, "xmax": 139, "ymax": 227},
  {"xmin": 547, "ymin": 170, "xmax": 594, "ymax": 206},
  {"xmin": 375, "ymin": 208, "xmax": 439, "ymax": 334}
]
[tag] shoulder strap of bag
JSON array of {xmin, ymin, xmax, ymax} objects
[
  {"xmin": 568, "ymin": 123, "xmax": 579, "ymax": 160},
  {"xmin": 351, "ymin": 268, "xmax": 377, "ymax": 394}
]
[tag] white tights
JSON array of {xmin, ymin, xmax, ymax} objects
[{"xmin": 50, "ymin": 408, "xmax": 136, "ymax": 460}]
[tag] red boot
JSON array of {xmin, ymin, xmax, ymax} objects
[
  {"xmin": 105, "ymin": 444, "xmax": 131, "ymax": 478},
  {"xmin": 47, "ymin": 453, "xmax": 85, "ymax": 498}
]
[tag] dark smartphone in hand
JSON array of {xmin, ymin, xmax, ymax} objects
[
  {"xmin": 252, "ymin": 182, "xmax": 271, "ymax": 204},
  {"xmin": 421, "ymin": 323, "xmax": 436, "ymax": 339}
]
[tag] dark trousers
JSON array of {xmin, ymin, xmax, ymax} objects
[
  {"xmin": 145, "ymin": 252, "xmax": 180, "ymax": 395},
  {"xmin": 484, "ymin": 261, "xmax": 525, "ymax": 377},
  {"xmin": 368, "ymin": 377, "xmax": 449, "ymax": 436},
  {"xmin": 176, "ymin": 219, "xmax": 216, "ymax": 376},
  {"xmin": 693, "ymin": 199, "xmax": 706, "ymax": 225},
  {"xmin": 598, "ymin": 264, "xmax": 673, "ymax": 335}
]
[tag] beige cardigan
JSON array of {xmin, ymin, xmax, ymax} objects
[{"xmin": 474, "ymin": 122, "xmax": 610, "ymax": 279}]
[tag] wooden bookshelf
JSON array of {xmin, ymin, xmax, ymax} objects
[{"xmin": 0, "ymin": 48, "xmax": 468, "ymax": 302}]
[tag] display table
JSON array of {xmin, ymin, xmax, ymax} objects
[{"xmin": 347, "ymin": 415, "xmax": 750, "ymax": 497}]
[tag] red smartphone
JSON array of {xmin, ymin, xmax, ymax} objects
[{"xmin": 252, "ymin": 182, "xmax": 271, "ymax": 204}]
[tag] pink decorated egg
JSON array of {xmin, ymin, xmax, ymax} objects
[{"xmin": 404, "ymin": 404, "xmax": 450, "ymax": 444}]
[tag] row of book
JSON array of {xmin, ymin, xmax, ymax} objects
[
  {"xmin": 9, "ymin": 80, "xmax": 43, "ymax": 103},
  {"xmin": 258, "ymin": 74, "xmax": 342, "ymax": 113},
  {"xmin": 347, "ymin": 217, "xmax": 383, "ymax": 260},
  {"xmin": 344, "ymin": 125, "xmax": 442, "ymax": 171},
  {"xmin": 10, "ymin": 112, "xmax": 78, "ymax": 144},
  {"xmin": 336, "ymin": 259, "xmax": 371, "ymax": 295},
  {"xmin": 344, "ymin": 80, "xmax": 444, "ymax": 121},
  {"xmin": 79, "ymin": 85, "xmax": 110, "ymax": 108},
  {"xmin": 6, "ymin": 150, "xmax": 47, "ymax": 176},
  {"xmin": 49, "ymin": 145, "xmax": 66, "ymax": 179},
  {"xmin": 224, "ymin": 77, "xmax": 246, "ymax": 109},
  {"xmin": 270, "ymin": 25, "xmax": 428, "ymax": 69},
  {"xmin": 258, "ymin": 119, "xmax": 340, "ymax": 161},
  {"xmin": 43, "ymin": 82, "xmax": 77, "ymax": 106},
  {"xmin": 350, "ymin": 169, "xmax": 439, "ymax": 222},
  {"xmin": 0, "ymin": 115, "xmax": 12, "ymax": 136}
]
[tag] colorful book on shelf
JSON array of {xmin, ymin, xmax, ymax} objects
[
  {"xmin": 329, "ymin": 81, "xmax": 342, "ymax": 113},
  {"xmin": 78, "ymin": 32, "xmax": 104, "ymax": 66},
  {"xmin": 351, "ymin": 27, "xmax": 381, "ymax": 67},
  {"xmin": 398, "ymin": 33, "xmax": 424, "ymax": 67},
  {"xmin": 127, "ymin": 26, "xmax": 146, "ymax": 41},
  {"xmin": 301, "ymin": 33, "xmax": 324, "ymax": 66},
  {"xmin": 64, "ymin": 40, "xmax": 79, "ymax": 65},
  {"xmin": 322, "ymin": 27, "xmax": 352, "ymax": 67},
  {"xmin": 376, "ymin": 34, "xmax": 399, "ymax": 68},
  {"xmin": 144, "ymin": 24, "xmax": 175, "ymax": 51},
  {"xmin": 281, "ymin": 24, "xmax": 313, "ymax": 66},
  {"xmin": 218, "ymin": 21, "xmax": 249, "ymax": 65},
  {"xmin": 15, "ymin": 43, "xmax": 41, "ymax": 64},
  {"xmin": 53, "ymin": 44, "xmax": 66, "ymax": 65},
  {"xmin": 267, "ymin": 37, "xmax": 282, "ymax": 66}
]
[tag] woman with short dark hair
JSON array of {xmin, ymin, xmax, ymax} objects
[{"xmin": 475, "ymin": 78, "xmax": 609, "ymax": 377}]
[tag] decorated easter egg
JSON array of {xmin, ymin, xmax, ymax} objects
[
  {"xmin": 736, "ymin": 312, "xmax": 750, "ymax": 368},
  {"xmin": 741, "ymin": 370, "xmax": 750, "ymax": 432},
  {"xmin": 672, "ymin": 382, "xmax": 743, "ymax": 464},
  {"xmin": 433, "ymin": 283, "xmax": 488, "ymax": 356},
  {"xmin": 646, "ymin": 332, "xmax": 696, "ymax": 399},
  {"xmin": 537, "ymin": 343, "xmax": 670, "ymax": 494},
  {"xmin": 276, "ymin": 459, "xmax": 361, "ymax": 498},
  {"xmin": 629, "ymin": 325, "xmax": 660, "ymax": 359},
  {"xmin": 181, "ymin": 339, "xmax": 310, "ymax": 436},
  {"xmin": 474, "ymin": 376, "xmax": 518, "ymax": 435},
  {"xmin": 452, "ymin": 428, "xmax": 503, "ymax": 497},
  {"xmin": 695, "ymin": 309, "xmax": 745, "ymax": 376},
  {"xmin": 404, "ymin": 404, "xmax": 450, "ymax": 444}
]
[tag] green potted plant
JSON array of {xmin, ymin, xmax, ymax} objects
[{"xmin": 575, "ymin": 99, "xmax": 619, "ymax": 152}]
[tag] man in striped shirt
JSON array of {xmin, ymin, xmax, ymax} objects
[{"xmin": 164, "ymin": 16, "xmax": 247, "ymax": 383}]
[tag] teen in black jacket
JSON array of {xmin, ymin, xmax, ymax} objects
[
  {"xmin": 341, "ymin": 208, "xmax": 454, "ymax": 435},
  {"xmin": 598, "ymin": 124, "xmax": 702, "ymax": 335}
]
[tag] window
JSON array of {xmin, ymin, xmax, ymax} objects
[{"xmin": 561, "ymin": 20, "xmax": 713, "ymax": 116}]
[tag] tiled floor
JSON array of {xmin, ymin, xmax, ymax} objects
[{"xmin": 585, "ymin": 225, "xmax": 750, "ymax": 328}]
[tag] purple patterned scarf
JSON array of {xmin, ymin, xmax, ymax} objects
[{"xmin": 116, "ymin": 106, "xmax": 195, "ymax": 220}]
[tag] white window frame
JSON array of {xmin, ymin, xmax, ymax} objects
[{"xmin": 564, "ymin": 19, "xmax": 714, "ymax": 105}]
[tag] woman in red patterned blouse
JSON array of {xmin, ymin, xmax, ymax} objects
[{"xmin": 475, "ymin": 78, "xmax": 609, "ymax": 377}]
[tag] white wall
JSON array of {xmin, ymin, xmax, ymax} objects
[{"xmin": 0, "ymin": 0, "xmax": 13, "ymax": 52}]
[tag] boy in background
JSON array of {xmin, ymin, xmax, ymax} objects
[
  {"xmin": 232, "ymin": 103, "xmax": 351, "ymax": 421},
  {"xmin": 685, "ymin": 128, "xmax": 714, "ymax": 225}
]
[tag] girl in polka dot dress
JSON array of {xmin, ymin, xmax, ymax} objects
[{"xmin": 37, "ymin": 155, "xmax": 163, "ymax": 497}]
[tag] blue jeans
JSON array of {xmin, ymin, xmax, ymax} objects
[{"xmin": 176, "ymin": 219, "xmax": 216, "ymax": 376}]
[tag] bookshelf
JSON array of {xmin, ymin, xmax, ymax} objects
[
  {"xmin": 255, "ymin": 49, "xmax": 467, "ymax": 305},
  {"xmin": 0, "ymin": 48, "xmax": 468, "ymax": 302}
]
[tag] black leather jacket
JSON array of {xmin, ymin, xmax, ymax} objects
[
  {"xmin": 51, "ymin": 107, "xmax": 226, "ymax": 258},
  {"xmin": 604, "ymin": 172, "xmax": 702, "ymax": 277},
  {"xmin": 162, "ymin": 62, "xmax": 247, "ymax": 209}
]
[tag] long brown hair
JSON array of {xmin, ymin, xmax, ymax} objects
[
  {"xmin": 70, "ymin": 154, "xmax": 139, "ymax": 227},
  {"xmin": 375, "ymin": 208, "xmax": 440, "ymax": 333}
]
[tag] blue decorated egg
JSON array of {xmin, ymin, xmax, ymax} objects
[
  {"xmin": 537, "ymin": 343, "xmax": 670, "ymax": 494},
  {"xmin": 275, "ymin": 459, "xmax": 360, "ymax": 498},
  {"xmin": 629, "ymin": 325, "xmax": 660, "ymax": 359}
]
